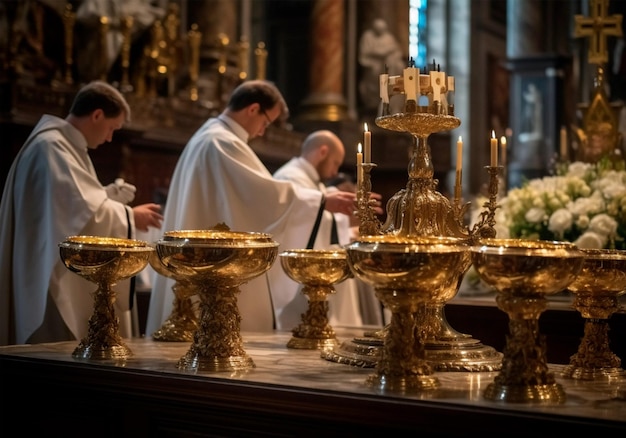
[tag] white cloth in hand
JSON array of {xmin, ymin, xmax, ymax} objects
[{"xmin": 105, "ymin": 178, "xmax": 136, "ymax": 204}]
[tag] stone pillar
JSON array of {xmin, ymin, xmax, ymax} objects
[{"xmin": 298, "ymin": 0, "xmax": 348, "ymax": 121}]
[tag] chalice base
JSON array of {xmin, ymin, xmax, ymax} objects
[
  {"xmin": 72, "ymin": 342, "xmax": 132, "ymax": 360},
  {"xmin": 176, "ymin": 351, "xmax": 255, "ymax": 372},
  {"xmin": 320, "ymin": 334, "xmax": 383, "ymax": 368},
  {"xmin": 366, "ymin": 372, "xmax": 440, "ymax": 393},
  {"xmin": 322, "ymin": 329, "xmax": 503, "ymax": 371},
  {"xmin": 561, "ymin": 365, "xmax": 625, "ymax": 380},
  {"xmin": 483, "ymin": 382, "xmax": 566, "ymax": 403},
  {"xmin": 287, "ymin": 335, "xmax": 338, "ymax": 350}
]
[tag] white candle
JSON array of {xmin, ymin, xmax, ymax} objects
[
  {"xmin": 456, "ymin": 136, "xmax": 463, "ymax": 171},
  {"xmin": 560, "ymin": 126, "xmax": 567, "ymax": 158},
  {"xmin": 490, "ymin": 130, "xmax": 498, "ymax": 167},
  {"xmin": 363, "ymin": 123, "xmax": 371, "ymax": 163},
  {"xmin": 403, "ymin": 67, "xmax": 417, "ymax": 101},
  {"xmin": 356, "ymin": 142, "xmax": 363, "ymax": 186},
  {"xmin": 379, "ymin": 74, "xmax": 389, "ymax": 103},
  {"xmin": 500, "ymin": 136, "xmax": 507, "ymax": 167}
]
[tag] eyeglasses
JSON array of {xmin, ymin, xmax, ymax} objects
[{"xmin": 261, "ymin": 109, "xmax": 273, "ymax": 127}]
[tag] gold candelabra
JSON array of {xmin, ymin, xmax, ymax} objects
[{"xmin": 324, "ymin": 63, "xmax": 503, "ymax": 378}]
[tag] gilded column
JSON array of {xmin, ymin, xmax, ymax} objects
[{"xmin": 299, "ymin": 0, "xmax": 348, "ymax": 121}]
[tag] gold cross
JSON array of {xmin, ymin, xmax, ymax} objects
[{"xmin": 575, "ymin": 0, "xmax": 623, "ymax": 65}]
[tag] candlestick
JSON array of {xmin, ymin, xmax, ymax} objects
[
  {"xmin": 490, "ymin": 130, "xmax": 498, "ymax": 167},
  {"xmin": 500, "ymin": 136, "xmax": 507, "ymax": 167},
  {"xmin": 455, "ymin": 136, "xmax": 463, "ymax": 202},
  {"xmin": 560, "ymin": 126, "xmax": 567, "ymax": 159},
  {"xmin": 356, "ymin": 143, "xmax": 363, "ymax": 187},
  {"xmin": 364, "ymin": 123, "xmax": 371, "ymax": 163}
]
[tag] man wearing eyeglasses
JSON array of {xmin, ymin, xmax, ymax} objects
[{"xmin": 146, "ymin": 80, "xmax": 359, "ymax": 334}]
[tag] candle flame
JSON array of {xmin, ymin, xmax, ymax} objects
[
  {"xmin": 357, "ymin": 142, "xmax": 362, "ymax": 153},
  {"xmin": 364, "ymin": 123, "xmax": 369, "ymax": 132},
  {"xmin": 491, "ymin": 130, "xmax": 496, "ymax": 139},
  {"xmin": 500, "ymin": 136, "xmax": 506, "ymax": 145},
  {"xmin": 458, "ymin": 135, "xmax": 462, "ymax": 142}
]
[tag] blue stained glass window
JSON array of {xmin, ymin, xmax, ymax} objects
[{"xmin": 409, "ymin": 0, "xmax": 427, "ymax": 68}]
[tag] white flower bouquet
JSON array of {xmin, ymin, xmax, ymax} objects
[{"xmin": 494, "ymin": 158, "xmax": 626, "ymax": 250}]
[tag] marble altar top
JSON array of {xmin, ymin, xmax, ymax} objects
[{"xmin": 1, "ymin": 328, "xmax": 625, "ymax": 426}]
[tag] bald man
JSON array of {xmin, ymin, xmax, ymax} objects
[{"xmin": 273, "ymin": 130, "xmax": 371, "ymax": 328}]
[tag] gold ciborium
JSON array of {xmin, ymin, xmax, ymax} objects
[
  {"xmin": 563, "ymin": 248, "xmax": 626, "ymax": 380},
  {"xmin": 156, "ymin": 230, "xmax": 279, "ymax": 372},
  {"xmin": 148, "ymin": 248, "xmax": 198, "ymax": 342},
  {"xmin": 347, "ymin": 235, "xmax": 470, "ymax": 393},
  {"xmin": 279, "ymin": 249, "xmax": 352, "ymax": 350},
  {"xmin": 471, "ymin": 238, "xmax": 584, "ymax": 403},
  {"xmin": 58, "ymin": 236, "xmax": 153, "ymax": 360}
]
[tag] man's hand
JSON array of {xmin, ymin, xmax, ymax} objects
[
  {"xmin": 132, "ymin": 203, "xmax": 163, "ymax": 232},
  {"xmin": 324, "ymin": 191, "xmax": 384, "ymax": 217}
]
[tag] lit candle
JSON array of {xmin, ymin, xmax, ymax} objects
[
  {"xmin": 356, "ymin": 142, "xmax": 363, "ymax": 186},
  {"xmin": 560, "ymin": 126, "xmax": 567, "ymax": 159},
  {"xmin": 500, "ymin": 136, "xmax": 507, "ymax": 167},
  {"xmin": 363, "ymin": 123, "xmax": 371, "ymax": 163},
  {"xmin": 490, "ymin": 130, "xmax": 498, "ymax": 167}
]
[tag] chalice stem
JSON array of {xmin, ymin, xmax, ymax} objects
[
  {"xmin": 87, "ymin": 282, "xmax": 121, "ymax": 343},
  {"xmin": 293, "ymin": 285, "xmax": 334, "ymax": 338},
  {"xmin": 376, "ymin": 309, "xmax": 431, "ymax": 379},
  {"xmin": 497, "ymin": 317, "xmax": 553, "ymax": 387},
  {"xmin": 569, "ymin": 318, "xmax": 621, "ymax": 369},
  {"xmin": 187, "ymin": 285, "xmax": 246, "ymax": 359}
]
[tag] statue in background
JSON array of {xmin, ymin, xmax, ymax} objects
[{"xmin": 358, "ymin": 18, "xmax": 404, "ymax": 112}]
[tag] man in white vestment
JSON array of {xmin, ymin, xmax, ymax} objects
[
  {"xmin": 273, "ymin": 130, "xmax": 382, "ymax": 328},
  {"xmin": 145, "ymin": 80, "xmax": 359, "ymax": 334},
  {"xmin": 0, "ymin": 81, "xmax": 163, "ymax": 345}
]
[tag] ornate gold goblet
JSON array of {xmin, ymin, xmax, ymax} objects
[
  {"xmin": 347, "ymin": 235, "xmax": 470, "ymax": 393},
  {"xmin": 563, "ymin": 248, "xmax": 626, "ymax": 380},
  {"xmin": 156, "ymin": 230, "xmax": 279, "ymax": 372},
  {"xmin": 471, "ymin": 238, "xmax": 584, "ymax": 403},
  {"xmin": 59, "ymin": 236, "xmax": 153, "ymax": 360},
  {"xmin": 279, "ymin": 249, "xmax": 352, "ymax": 350},
  {"xmin": 148, "ymin": 249, "xmax": 198, "ymax": 342}
]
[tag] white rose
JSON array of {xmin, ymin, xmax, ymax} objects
[
  {"xmin": 548, "ymin": 208, "xmax": 573, "ymax": 237},
  {"xmin": 574, "ymin": 231, "xmax": 606, "ymax": 249},
  {"xmin": 525, "ymin": 207, "xmax": 545, "ymax": 224},
  {"xmin": 588, "ymin": 213, "xmax": 618, "ymax": 238}
]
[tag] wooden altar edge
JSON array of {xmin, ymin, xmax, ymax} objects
[{"xmin": 1, "ymin": 344, "xmax": 625, "ymax": 436}]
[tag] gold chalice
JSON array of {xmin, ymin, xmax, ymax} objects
[
  {"xmin": 279, "ymin": 249, "xmax": 352, "ymax": 350},
  {"xmin": 156, "ymin": 230, "xmax": 279, "ymax": 372},
  {"xmin": 346, "ymin": 235, "xmax": 469, "ymax": 393},
  {"xmin": 471, "ymin": 238, "xmax": 584, "ymax": 403},
  {"xmin": 58, "ymin": 236, "xmax": 153, "ymax": 360},
  {"xmin": 148, "ymin": 248, "xmax": 199, "ymax": 342},
  {"xmin": 563, "ymin": 248, "xmax": 626, "ymax": 380}
]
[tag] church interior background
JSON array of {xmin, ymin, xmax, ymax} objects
[
  {"xmin": 1, "ymin": 0, "xmax": 626, "ymax": 212},
  {"xmin": 0, "ymin": 0, "xmax": 626, "ymax": 209},
  {"xmin": 3, "ymin": 2, "xmax": 626, "ymax": 432}
]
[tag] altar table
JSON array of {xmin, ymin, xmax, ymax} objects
[{"xmin": 1, "ymin": 329, "xmax": 625, "ymax": 436}]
